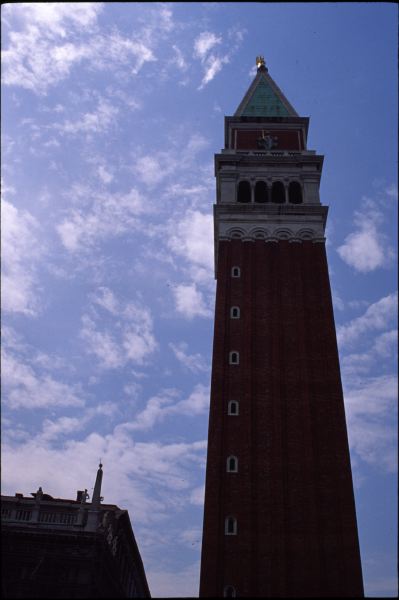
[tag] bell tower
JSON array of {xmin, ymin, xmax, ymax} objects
[{"xmin": 199, "ymin": 58, "xmax": 364, "ymax": 598}]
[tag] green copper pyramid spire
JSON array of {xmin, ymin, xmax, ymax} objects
[{"xmin": 235, "ymin": 58, "xmax": 298, "ymax": 118}]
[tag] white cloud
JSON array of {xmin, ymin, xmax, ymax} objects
[
  {"xmin": 173, "ymin": 283, "xmax": 213, "ymax": 319},
  {"xmin": 2, "ymin": 348, "xmax": 85, "ymax": 410},
  {"xmin": 337, "ymin": 198, "xmax": 395, "ymax": 272},
  {"xmin": 1, "ymin": 426, "xmax": 207, "ymax": 530},
  {"xmin": 344, "ymin": 375, "xmax": 397, "ymax": 473},
  {"xmin": 98, "ymin": 165, "xmax": 113, "ymax": 184},
  {"xmin": 1, "ymin": 200, "xmax": 43, "ymax": 316},
  {"xmin": 127, "ymin": 384, "xmax": 210, "ymax": 431},
  {"xmin": 193, "ymin": 28, "xmax": 244, "ymax": 89},
  {"xmin": 168, "ymin": 210, "xmax": 214, "ymax": 270},
  {"xmin": 194, "ymin": 32, "xmax": 222, "ymax": 60},
  {"xmin": 80, "ymin": 315, "xmax": 125, "ymax": 369},
  {"xmin": 133, "ymin": 134, "xmax": 209, "ymax": 189},
  {"xmin": 81, "ymin": 289, "xmax": 158, "ymax": 369},
  {"xmin": 56, "ymin": 98, "xmax": 118, "ymax": 135},
  {"xmin": 337, "ymin": 292, "xmax": 397, "ymax": 348},
  {"xmin": 2, "ymin": 4, "xmax": 156, "ymax": 95},
  {"xmin": 199, "ymin": 54, "xmax": 229, "ymax": 89},
  {"xmin": 169, "ymin": 342, "xmax": 210, "ymax": 373},
  {"xmin": 57, "ymin": 187, "xmax": 147, "ymax": 252}
]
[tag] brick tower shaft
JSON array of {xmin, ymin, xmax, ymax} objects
[{"xmin": 199, "ymin": 58, "xmax": 363, "ymax": 598}]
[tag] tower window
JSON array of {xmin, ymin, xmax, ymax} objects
[
  {"xmin": 230, "ymin": 306, "xmax": 240, "ymax": 319},
  {"xmin": 228, "ymin": 401, "xmax": 239, "ymax": 415},
  {"xmin": 226, "ymin": 456, "xmax": 238, "ymax": 472},
  {"xmin": 225, "ymin": 516, "xmax": 237, "ymax": 535},
  {"xmin": 223, "ymin": 586, "xmax": 236, "ymax": 598},
  {"xmin": 271, "ymin": 181, "xmax": 285, "ymax": 204},
  {"xmin": 237, "ymin": 180, "xmax": 251, "ymax": 203},
  {"xmin": 255, "ymin": 180, "xmax": 268, "ymax": 203},
  {"xmin": 289, "ymin": 181, "xmax": 303, "ymax": 204},
  {"xmin": 229, "ymin": 351, "xmax": 239, "ymax": 365},
  {"xmin": 231, "ymin": 266, "xmax": 240, "ymax": 278}
]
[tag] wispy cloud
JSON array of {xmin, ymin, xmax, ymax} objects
[
  {"xmin": 1, "ymin": 200, "xmax": 44, "ymax": 316},
  {"xmin": 193, "ymin": 27, "xmax": 246, "ymax": 89},
  {"xmin": 173, "ymin": 283, "xmax": 213, "ymax": 319},
  {"xmin": 55, "ymin": 98, "xmax": 118, "ymax": 136},
  {"xmin": 2, "ymin": 4, "xmax": 159, "ymax": 95},
  {"xmin": 344, "ymin": 374, "xmax": 397, "ymax": 473},
  {"xmin": 2, "ymin": 347, "xmax": 85, "ymax": 410},
  {"xmin": 337, "ymin": 292, "xmax": 397, "ymax": 348},
  {"xmin": 57, "ymin": 187, "xmax": 148, "ymax": 252},
  {"xmin": 337, "ymin": 196, "xmax": 396, "ymax": 272},
  {"xmin": 126, "ymin": 384, "xmax": 210, "ymax": 431},
  {"xmin": 194, "ymin": 32, "xmax": 222, "ymax": 60},
  {"xmin": 80, "ymin": 288, "xmax": 158, "ymax": 369},
  {"xmin": 169, "ymin": 342, "xmax": 210, "ymax": 373},
  {"xmin": 168, "ymin": 210, "xmax": 213, "ymax": 271}
]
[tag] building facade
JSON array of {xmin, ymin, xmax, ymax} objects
[
  {"xmin": 1, "ymin": 464, "xmax": 150, "ymax": 598},
  {"xmin": 199, "ymin": 58, "xmax": 364, "ymax": 598}
]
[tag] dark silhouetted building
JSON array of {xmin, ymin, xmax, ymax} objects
[
  {"xmin": 1, "ymin": 464, "xmax": 150, "ymax": 598},
  {"xmin": 199, "ymin": 57, "xmax": 364, "ymax": 598}
]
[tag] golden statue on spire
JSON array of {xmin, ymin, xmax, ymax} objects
[{"xmin": 256, "ymin": 55, "xmax": 266, "ymax": 69}]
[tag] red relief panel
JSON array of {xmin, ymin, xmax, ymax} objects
[{"xmin": 233, "ymin": 128, "xmax": 303, "ymax": 150}]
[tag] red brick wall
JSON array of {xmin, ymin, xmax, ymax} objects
[{"xmin": 199, "ymin": 239, "xmax": 363, "ymax": 598}]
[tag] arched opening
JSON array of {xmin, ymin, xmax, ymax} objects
[
  {"xmin": 229, "ymin": 351, "xmax": 239, "ymax": 365},
  {"xmin": 224, "ymin": 586, "xmax": 236, "ymax": 598},
  {"xmin": 228, "ymin": 401, "xmax": 239, "ymax": 415},
  {"xmin": 271, "ymin": 181, "xmax": 285, "ymax": 204},
  {"xmin": 227, "ymin": 456, "xmax": 238, "ymax": 472},
  {"xmin": 225, "ymin": 516, "xmax": 237, "ymax": 535},
  {"xmin": 254, "ymin": 180, "xmax": 268, "ymax": 203},
  {"xmin": 230, "ymin": 306, "xmax": 240, "ymax": 319},
  {"xmin": 231, "ymin": 266, "xmax": 240, "ymax": 278},
  {"xmin": 237, "ymin": 180, "xmax": 251, "ymax": 203},
  {"xmin": 289, "ymin": 181, "xmax": 303, "ymax": 204}
]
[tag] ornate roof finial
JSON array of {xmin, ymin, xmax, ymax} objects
[{"xmin": 256, "ymin": 55, "xmax": 267, "ymax": 72}]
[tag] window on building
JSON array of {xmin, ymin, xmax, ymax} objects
[
  {"xmin": 229, "ymin": 351, "xmax": 239, "ymax": 365},
  {"xmin": 271, "ymin": 181, "xmax": 285, "ymax": 204},
  {"xmin": 231, "ymin": 266, "xmax": 240, "ymax": 278},
  {"xmin": 225, "ymin": 516, "xmax": 237, "ymax": 535},
  {"xmin": 228, "ymin": 401, "xmax": 239, "ymax": 415},
  {"xmin": 255, "ymin": 180, "xmax": 268, "ymax": 203},
  {"xmin": 230, "ymin": 306, "xmax": 240, "ymax": 319},
  {"xmin": 289, "ymin": 181, "xmax": 303, "ymax": 204},
  {"xmin": 237, "ymin": 180, "xmax": 251, "ymax": 203},
  {"xmin": 226, "ymin": 456, "xmax": 238, "ymax": 472},
  {"xmin": 223, "ymin": 585, "xmax": 236, "ymax": 598}
]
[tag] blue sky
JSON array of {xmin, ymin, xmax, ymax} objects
[{"xmin": 1, "ymin": 2, "xmax": 397, "ymax": 597}]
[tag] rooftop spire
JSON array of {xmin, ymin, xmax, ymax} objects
[
  {"xmin": 234, "ymin": 59, "xmax": 298, "ymax": 118},
  {"xmin": 91, "ymin": 461, "xmax": 103, "ymax": 507}
]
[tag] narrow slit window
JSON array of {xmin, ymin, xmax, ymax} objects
[
  {"xmin": 223, "ymin": 586, "xmax": 236, "ymax": 598},
  {"xmin": 226, "ymin": 456, "xmax": 238, "ymax": 472},
  {"xmin": 229, "ymin": 351, "xmax": 239, "ymax": 365},
  {"xmin": 225, "ymin": 516, "xmax": 237, "ymax": 535},
  {"xmin": 228, "ymin": 401, "xmax": 239, "ymax": 415},
  {"xmin": 231, "ymin": 266, "xmax": 240, "ymax": 278},
  {"xmin": 230, "ymin": 306, "xmax": 240, "ymax": 319}
]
